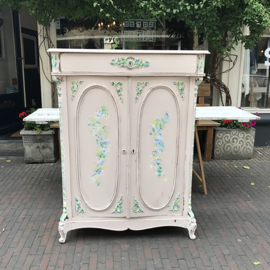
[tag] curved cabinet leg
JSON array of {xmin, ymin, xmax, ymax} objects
[
  {"xmin": 187, "ymin": 218, "xmax": 197, "ymax": 240},
  {"xmin": 58, "ymin": 222, "xmax": 67, "ymax": 243}
]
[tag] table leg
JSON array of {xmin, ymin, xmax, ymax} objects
[
  {"xmin": 58, "ymin": 128, "xmax": 61, "ymax": 162},
  {"xmin": 193, "ymin": 125, "xmax": 207, "ymax": 195},
  {"xmin": 204, "ymin": 127, "xmax": 214, "ymax": 161}
]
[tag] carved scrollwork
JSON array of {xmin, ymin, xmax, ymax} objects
[
  {"xmin": 110, "ymin": 56, "xmax": 149, "ymax": 69},
  {"xmin": 58, "ymin": 222, "xmax": 66, "ymax": 244},
  {"xmin": 214, "ymin": 128, "xmax": 255, "ymax": 159},
  {"xmin": 187, "ymin": 218, "xmax": 197, "ymax": 240}
]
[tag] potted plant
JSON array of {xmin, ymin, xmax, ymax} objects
[
  {"xmin": 19, "ymin": 109, "xmax": 59, "ymax": 163},
  {"xmin": 213, "ymin": 111, "xmax": 259, "ymax": 160}
]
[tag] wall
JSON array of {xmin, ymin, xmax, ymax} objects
[
  {"xmin": 212, "ymin": 26, "xmax": 249, "ymax": 107},
  {"xmin": 38, "ymin": 22, "xmax": 56, "ymax": 108},
  {"xmin": 0, "ymin": 6, "xmax": 17, "ymax": 95},
  {"xmin": 212, "ymin": 42, "xmax": 245, "ymax": 107},
  {"xmin": 20, "ymin": 5, "xmax": 37, "ymax": 31}
]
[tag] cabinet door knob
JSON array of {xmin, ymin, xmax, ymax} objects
[{"xmin": 122, "ymin": 149, "xmax": 127, "ymax": 155}]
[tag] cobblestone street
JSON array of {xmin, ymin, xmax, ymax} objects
[{"xmin": 0, "ymin": 147, "xmax": 270, "ymax": 270}]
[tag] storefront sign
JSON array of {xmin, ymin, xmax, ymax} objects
[
  {"xmin": 264, "ymin": 48, "xmax": 270, "ymax": 66},
  {"xmin": 121, "ymin": 20, "xmax": 156, "ymax": 42}
]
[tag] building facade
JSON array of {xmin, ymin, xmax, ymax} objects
[
  {"xmin": 1, "ymin": 8, "xmax": 269, "ymax": 145},
  {"xmin": 0, "ymin": 5, "xmax": 40, "ymax": 133}
]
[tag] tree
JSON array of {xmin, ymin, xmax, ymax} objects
[{"xmin": 1, "ymin": 0, "xmax": 270, "ymax": 105}]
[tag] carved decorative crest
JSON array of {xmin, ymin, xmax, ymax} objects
[{"xmin": 110, "ymin": 56, "xmax": 149, "ymax": 70}]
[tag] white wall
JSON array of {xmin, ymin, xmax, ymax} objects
[
  {"xmin": 212, "ymin": 27, "xmax": 248, "ymax": 107},
  {"xmin": 20, "ymin": 5, "xmax": 37, "ymax": 31},
  {"xmin": 38, "ymin": 22, "xmax": 56, "ymax": 108},
  {"xmin": 0, "ymin": 6, "xmax": 17, "ymax": 95}
]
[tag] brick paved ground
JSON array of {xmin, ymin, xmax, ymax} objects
[{"xmin": 0, "ymin": 147, "xmax": 270, "ymax": 270}]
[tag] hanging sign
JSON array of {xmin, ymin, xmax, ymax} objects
[
  {"xmin": 264, "ymin": 48, "xmax": 270, "ymax": 66},
  {"xmin": 121, "ymin": 19, "xmax": 156, "ymax": 42}
]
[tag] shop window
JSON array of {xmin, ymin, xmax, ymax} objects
[
  {"xmin": 241, "ymin": 29, "xmax": 270, "ymax": 108},
  {"xmin": 56, "ymin": 17, "xmax": 194, "ymax": 51},
  {"xmin": 0, "ymin": 12, "xmax": 4, "ymax": 58}
]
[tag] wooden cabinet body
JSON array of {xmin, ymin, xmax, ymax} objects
[{"xmin": 48, "ymin": 49, "xmax": 209, "ymax": 243}]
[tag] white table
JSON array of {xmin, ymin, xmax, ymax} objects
[
  {"xmin": 196, "ymin": 106, "xmax": 259, "ymax": 122},
  {"xmin": 23, "ymin": 106, "xmax": 260, "ymax": 123},
  {"xmin": 24, "ymin": 107, "xmax": 259, "ymax": 196},
  {"xmin": 193, "ymin": 106, "xmax": 260, "ymax": 194},
  {"xmin": 23, "ymin": 108, "xmax": 59, "ymax": 124}
]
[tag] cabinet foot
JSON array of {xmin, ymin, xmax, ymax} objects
[
  {"xmin": 187, "ymin": 218, "xmax": 197, "ymax": 239},
  {"xmin": 58, "ymin": 222, "xmax": 67, "ymax": 243}
]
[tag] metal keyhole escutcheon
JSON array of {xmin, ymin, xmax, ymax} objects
[{"xmin": 131, "ymin": 149, "xmax": 136, "ymax": 154}]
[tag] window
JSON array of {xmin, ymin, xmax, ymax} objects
[
  {"xmin": 241, "ymin": 29, "xmax": 270, "ymax": 108},
  {"xmin": 55, "ymin": 17, "xmax": 194, "ymax": 51},
  {"xmin": 0, "ymin": 13, "xmax": 4, "ymax": 58}
]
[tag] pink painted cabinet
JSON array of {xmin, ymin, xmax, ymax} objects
[{"xmin": 48, "ymin": 49, "xmax": 209, "ymax": 243}]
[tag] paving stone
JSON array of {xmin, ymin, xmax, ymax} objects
[{"xmin": 0, "ymin": 148, "xmax": 270, "ymax": 269}]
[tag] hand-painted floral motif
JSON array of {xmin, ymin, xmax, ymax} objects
[
  {"xmin": 188, "ymin": 77, "xmax": 203, "ymax": 218},
  {"xmin": 112, "ymin": 196, "xmax": 123, "ymax": 213},
  {"xmin": 198, "ymin": 55, "xmax": 205, "ymax": 73},
  {"xmin": 173, "ymin": 81, "xmax": 185, "ymax": 99},
  {"xmin": 88, "ymin": 106, "xmax": 110, "ymax": 186},
  {"xmin": 111, "ymin": 82, "xmax": 123, "ymax": 102},
  {"xmin": 170, "ymin": 195, "xmax": 180, "ymax": 211},
  {"xmin": 52, "ymin": 76, "xmax": 61, "ymax": 97},
  {"xmin": 75, "ymin": 198, "xmax": 85, "ymax": 213},
  {"xmin": 133, "ymin": 198, "xmax": 143, "ymax": 213},
  {"xmin": 71, "ymin": 81, "xmax": 83, "ymax": 100},
  {"xmin": 188, "ymin": 209, "xmax": 195, "ymax": 218},
  {"xmin": 150, "ymin": 113, "xmax": 170, "ymax": 180},
  {"xmin": 53, "ymin": 77, "xmax": 67, "ymax": 223},
  {"xmin": 135, "ymin": 82, "xmax": 148, "ymax": 101},
  {"xmin": 51, "ymin": 55, "xmax": 57, "ymax": 69},
  {"xmin": 195, "ymin": 78, "xmax": 203, "ymax": 94},
  {"xmin": 110, "ymin": 56, "xmax": 149, "ymax": 70}
]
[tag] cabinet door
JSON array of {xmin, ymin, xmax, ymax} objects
[
  {"xmin": 66, "ymin": 77, "xmax": 129, "ymax": 218},
  {"xmin": 129, "ymin": 77, "xmax": 189, "ymax": 217}
]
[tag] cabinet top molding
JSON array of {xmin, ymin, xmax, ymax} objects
[
  {"xmin": 47, "ymin": 49, "xmax": 210, "ymax": 55},
  {"xmin": 49, "ymin": 50, "xmax": 209, "ymax": 77}
]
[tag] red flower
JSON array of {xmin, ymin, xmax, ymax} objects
[
  {"xmin": 19, "ymin": 112, "xmax": 27, "ymax": 119},
  {"xmin": 224, "ymin": 120, "xmax": 232, "ymax": 124}
]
